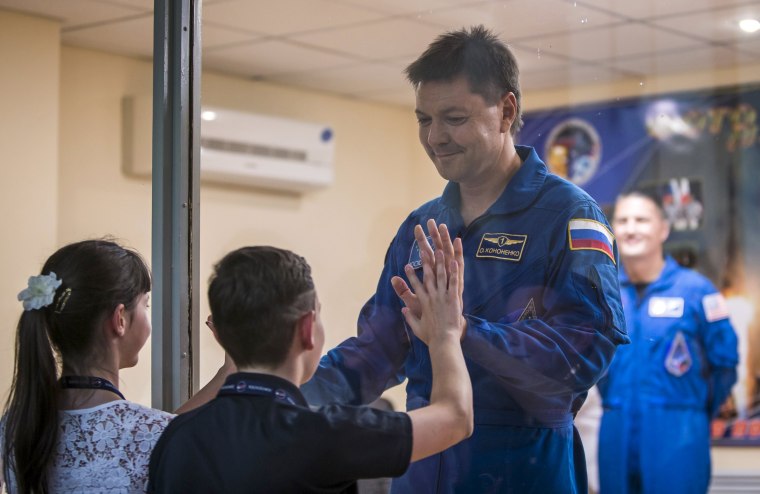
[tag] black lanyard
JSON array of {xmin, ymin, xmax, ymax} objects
[
  {"xmin": 218, "ymin": 379, "xmax": 298, "ymax": 406},
  {"xmin": 60, "ymin": 376, "xmax": 125, "ymax": 401}
]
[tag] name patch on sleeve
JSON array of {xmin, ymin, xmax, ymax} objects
[
  {"xmin": 702, "ymin": 293, "xmax": 730, "ymax": 322},
  {"xmin": 567, "ymin": 218, "xmax": 615, "ymax": 263}
]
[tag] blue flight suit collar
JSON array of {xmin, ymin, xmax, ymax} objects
[
  {"xmin": 620, "ymin": 255, "xmax": 680, "ymax": 292},
  {"xmin": 440, "ymin": 145, "xmax": 547, "ymax": 215}
]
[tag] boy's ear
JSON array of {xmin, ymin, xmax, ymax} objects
[
  {"xmin": 296, "ymin": 310, "xmax": 316, "ymax": 351},
  {"xmin": 206, "ymin": 316, "xmax": 221, "ymax": 344},
  {"xmin": 108, "ymin": 304, "xmax": 127, "ymax": 338}
]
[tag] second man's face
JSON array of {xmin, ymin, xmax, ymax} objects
[
  {"xmin": 414, "ymin": 76, "xmax": 512, "ymax": 186},
  {"xmin": 612, "ymin": 196, "xmax": 670, "ymax": 261}
]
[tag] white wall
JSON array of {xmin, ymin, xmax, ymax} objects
[{"xmin": 0, "ymin": 10, "xmax": 60, "ymax": 396}]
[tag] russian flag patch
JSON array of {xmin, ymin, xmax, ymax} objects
[{"xmin": 567, "ymin": 219, "xmax": 615, "ymax": 263}]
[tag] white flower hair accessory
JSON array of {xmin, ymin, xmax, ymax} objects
[{"xmin": 17, "ymin": 272, "xmax": 63, "ymax": 311}]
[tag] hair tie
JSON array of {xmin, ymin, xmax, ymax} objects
[{"xmin": 17, "ymin": 272, "xmax": 63, "ymax": 311}]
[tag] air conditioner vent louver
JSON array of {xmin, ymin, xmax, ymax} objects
[
  {"xmin": 200, "ymin": 137, "xmax": 308, "ymax": 163},
  {"xmin": 122, "ymin": 96, "xmax": 335, "ymax": 193}
]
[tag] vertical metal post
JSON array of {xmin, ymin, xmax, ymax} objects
[{"xmin": 151, "ymin": 0, "xmax": 201, "ymax": 411}]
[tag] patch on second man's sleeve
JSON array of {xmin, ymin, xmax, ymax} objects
[{"xmin": 702, "ymin": 293, "xmax": 729, "ymax": 322}]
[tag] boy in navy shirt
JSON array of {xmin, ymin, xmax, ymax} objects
[{"xmin": 148, "ymin": 222, "xmax": 472, "ymax": 493}]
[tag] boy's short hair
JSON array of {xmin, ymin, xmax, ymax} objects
[
  {"xmin": 208, "ymin": 246, "xmax": 315, "ymax": 368},
  {"xmin": 404, "ymin": 24, "xmax": 523, "ymax": 136}
]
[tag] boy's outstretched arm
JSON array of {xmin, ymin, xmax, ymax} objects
[
  {"xmin": 174, "ymin": 317, "xmax": 237, "ymax": 414},
  {"xmin": 394, "ymin": 222, "xmax": 473, "ymax": 462}
]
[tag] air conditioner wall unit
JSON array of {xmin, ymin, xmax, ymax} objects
[{"xmin": 122, "ymin": 96, "xmax": 335, "ymax": 193}]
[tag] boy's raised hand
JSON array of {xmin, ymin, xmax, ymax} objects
[
  {"xmin": 392, "ymin": 220, "xmax": 465, "ymax": 329},
  {"xmin": 397, "ymin": 222, "xmax": 464, "ymax": 344},
  {"xmin": 401, "ymin": 221, "xmax": 473, "ymax": 463}
]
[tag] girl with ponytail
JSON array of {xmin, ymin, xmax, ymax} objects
[{"xmin": 1, "ymin": 239, "xmax": 231, "ymax": 493}]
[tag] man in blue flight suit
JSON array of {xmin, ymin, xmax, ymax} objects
[
  {"xmin": 302, "ymin": 25, "xmax": 629, "ymax": 493},
  {"xmin": 598, "ymin": 191, "xmax": 738, "ymax": 494}
]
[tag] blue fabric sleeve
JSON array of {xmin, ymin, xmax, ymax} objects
[
  {"xmin": 461, "ymin": 202, "xmax": 628, "ymax": 397},
  {"xmin": 708, "ymin": 367, "xmax": 738, "ymax": 416},
  {"xmin": 699, "ymin": 290, "xmax": 739, "ymax": 416},
  {"xmin": 302, "ymin": 241, "xmax": 411, "ymax": 406}
]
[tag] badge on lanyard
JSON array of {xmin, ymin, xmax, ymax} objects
[
  {"xmin": 664, "ymin": 331, "xmax": 692, "ymax": 377},
  {"xmin": 219, "ymin": 380, "xmax": 298, "ymax": 406}
]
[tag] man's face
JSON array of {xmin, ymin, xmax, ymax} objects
[
  {"xmin": 414, "ymin": 76, "xmax": 513, "ymax": 185},
  {"xmin": 612, "ymin": 195, "xmax": 670, "ymax": 261}
]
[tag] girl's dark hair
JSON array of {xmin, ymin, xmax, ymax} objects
[{"xmin": 2, "ymin": 239, "xmax": 150, "ymax": 493}]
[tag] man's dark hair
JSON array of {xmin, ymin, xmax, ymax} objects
[
  {"xmin": 405, "ymin": 24, "xmax": 523, "ymax": 136},
  {"xmin": 615, "ymin": 189, "xmax": 667, "ymax": 220},
  {"xmin": 208, "ymin": 246, "xmax": 316, "ymax": 368}
]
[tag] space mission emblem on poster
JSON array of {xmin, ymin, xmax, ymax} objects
[{"xmin": 544, "ymin": 118, "xmax": 602, "ymax": 186}]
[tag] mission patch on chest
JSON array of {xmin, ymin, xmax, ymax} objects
[
  {"xmin": 648, "ymin": 297, "xmax": 685, "ymax": 318},
  {"xmin": 476, "ymin": 233, "xmax": 527, "ymax": 261},
  {"xmin": 409, "ymin": 234, "xmax": 434, "ymax": 269}
]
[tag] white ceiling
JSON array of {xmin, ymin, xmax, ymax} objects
[{"xmin": 2, "ymin": 0, "xmax": 760, "ymax": 107}]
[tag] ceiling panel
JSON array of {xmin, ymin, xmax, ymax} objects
[
  {"xmin": 521, "ymin": 63, "xmax": 626, "ymax": 90},
  {"xmin": 267, "ymin": 61, "xmax": 407, "ymax": 95},
  {"xmin": 573, "ymin": 0, "xmax": 758, "ymax": 20},
  {"xmin": 202, "ymin": 0, "xmax": 384, "ymax": 36},
  {"xmin": 611, "ymin": 45, "xmax": 757, "ymax": 76},
  {"xmin": 733, "ymin": 35, "xmax": 760, "ymax": 55},
  {"xmin": 204, "ymin": 39, "xmax": 358, "ymax": 78},
  {"xmin": 329, "ymin": 0, "xmax": 492, "ymax": 16},
  {"xmin": 651, "ymin": 3, "xmax": 760, "ymax": 43},
  {"xmin": 291, "ymin": 18, "xmax": 447, "ymax": 61},
  {"xmin": 416, "ymin": 0, "xmax": 624, "ymax": 40},
  {"xmin": 202, "ymin": 22, "xmax": 265, "ymax": 49},
  {"xmin": 0, "ymin": 0, "xmax": 141, "ymax": 27},
  {"xmin": 62, "ymin": 13, "xmax": 153, "ymax": 60},
  {"xmin": 102, "ymin": 0, "xmax": 153, "ymax": 10},
  {"xmin": 511, "ymin": 44, "xmax": 572, "ymax": 72},
  {"xmin": 518, "ymin": 23, "xmax": 709, "ymax": 62}
]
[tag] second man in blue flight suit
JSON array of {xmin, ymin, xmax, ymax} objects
[{"xmin": 599, "ymin": 191, "xmax": 738, "ymax": 494}]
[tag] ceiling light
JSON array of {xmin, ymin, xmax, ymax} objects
[
  {"xmin": 201, "ymin": 110, "xmax": 217, "ymax": 121},
  {"xmin": 739, "ymin": 18, "xmax": 760, "ymax": 33}
]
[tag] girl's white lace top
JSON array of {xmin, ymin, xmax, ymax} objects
[{"xmin": 2, "ymin": 401, "xmax": 174, "ymax": 493}]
